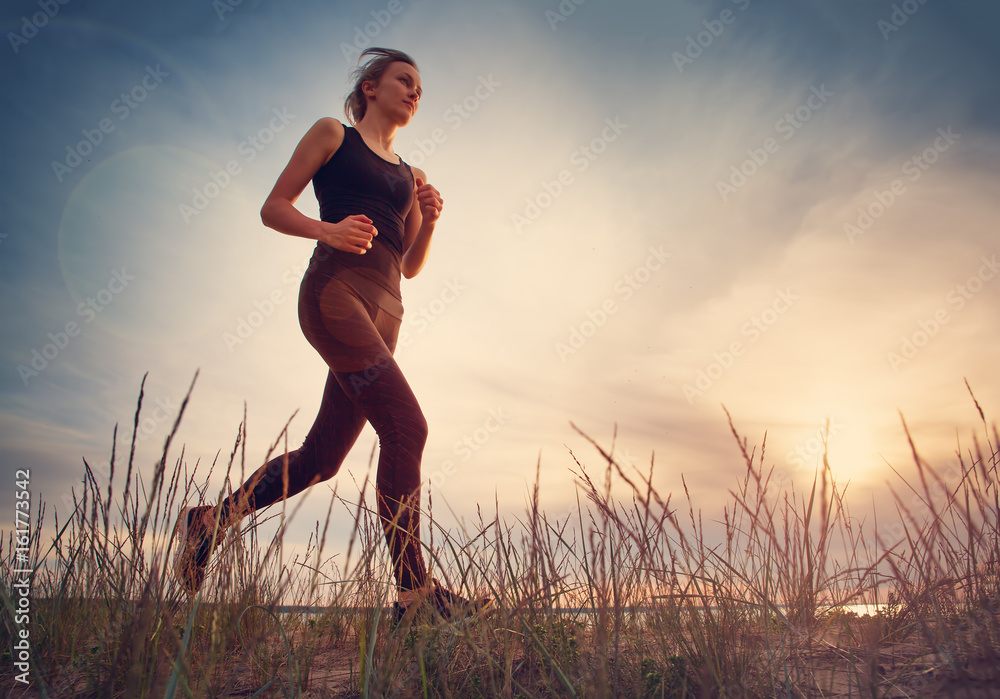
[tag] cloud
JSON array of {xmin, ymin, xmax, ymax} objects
[{"xmin": 1, "ymin": 0, "xmax": 997, "ymax": 573}]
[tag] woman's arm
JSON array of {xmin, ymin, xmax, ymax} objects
[
  {"xmin": 400, "ymin": 166, "xmax": 443, "ymax": 278},
  {"xmin": 260, "ymin": 117, "xmax": 342, "ymax": 240},
  {"xmin": 261, "ymin": 117, "xmax": 379, "ymax": 254}
]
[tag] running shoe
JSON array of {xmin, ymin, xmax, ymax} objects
[
  {"xmin": 172, "ymin": 505, "xmax": 222, "ymax": 595},
  {"xmin": 392, "ymin": 578, "xmax": 493, "ymax": 625}
]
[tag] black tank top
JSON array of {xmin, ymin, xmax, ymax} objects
[{"xmin": 308, "ymin": 124, "xmax": 414, "ymax": 316}]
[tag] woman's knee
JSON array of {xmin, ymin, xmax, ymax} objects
[
  {"xmin": 394, "ymin": 409, "xmax": 428, "ymax": 453},
  {"xmin": 377, "ymin": 413, "xmax": 426, "ymax": 493},
  {"xmin": 364, "ymin": 391, "xmax": 427, "ymax": 452},
  {"xmin": 315, "ymin": 458, "xmax": 343, "ymax": 482}
]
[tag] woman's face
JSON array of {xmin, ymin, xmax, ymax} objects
[{"xmin": 366, "ymin": 61, "xmax": 422, "ymax": 125}]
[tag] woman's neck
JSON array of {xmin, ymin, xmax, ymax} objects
[{"xmin": 355, "ymin": 114, "xmax": 399, "ymax": 157}]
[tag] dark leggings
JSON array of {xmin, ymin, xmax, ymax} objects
[{"xmin": 218, "ymin": 266, "xmax": 429, "ymax": 591}]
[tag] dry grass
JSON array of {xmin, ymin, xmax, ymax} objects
[{"xmin": 1, "ymin": 370, "xmax": 998, "ymax": 698}]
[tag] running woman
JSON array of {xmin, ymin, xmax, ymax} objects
[{"xmin": 173, "ymin": 47, "xmax": 489, "ymax": 622}]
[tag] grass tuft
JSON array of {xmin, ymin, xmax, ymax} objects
[{"xmin": 2, "ymin": 372, "xmax": 997, "ymax": 697}]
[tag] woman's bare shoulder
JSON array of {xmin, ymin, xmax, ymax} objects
[
  {"xmin": 308, "ymin": 117, "xmax": 346, "ymax": 165},
  {"xmin": 312, "ymin": 117, "xmax": 345, "ymax": 144}
]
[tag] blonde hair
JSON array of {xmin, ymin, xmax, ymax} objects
[{"xmin": 344, "ymin": 47, "xmax": 418, "ymax": 125}]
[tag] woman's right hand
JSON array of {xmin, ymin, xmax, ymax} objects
[{"xmin": 317, "ymin": 214, "xmax": 378, "ymax": 254}]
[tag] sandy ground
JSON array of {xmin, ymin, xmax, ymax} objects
[{"xmin": 4, "ymin": 617, "xmax": 999, "ymax": 697}]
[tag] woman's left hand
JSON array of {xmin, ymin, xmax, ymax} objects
[{"xmin": 414, "ymin": 177, "xmax": 443, "ymax": 226}]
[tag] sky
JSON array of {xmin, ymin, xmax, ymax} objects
[{"xmin": 2, "ymin": 0, "xmax": 998, "ymax": 587}]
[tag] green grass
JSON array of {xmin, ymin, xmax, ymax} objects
[{"xmin": 2, "ymin": 370, "xmax": 997, "ymax": 697}]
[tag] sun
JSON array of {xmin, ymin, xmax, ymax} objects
[{"xmin": 774, "ymin": 396, "xmax": 892, "ymax": 490}]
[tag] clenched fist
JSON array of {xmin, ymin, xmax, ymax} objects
[{"xmin": 414, "ymin": 177, "xmax": 442, "ymax": 226}]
